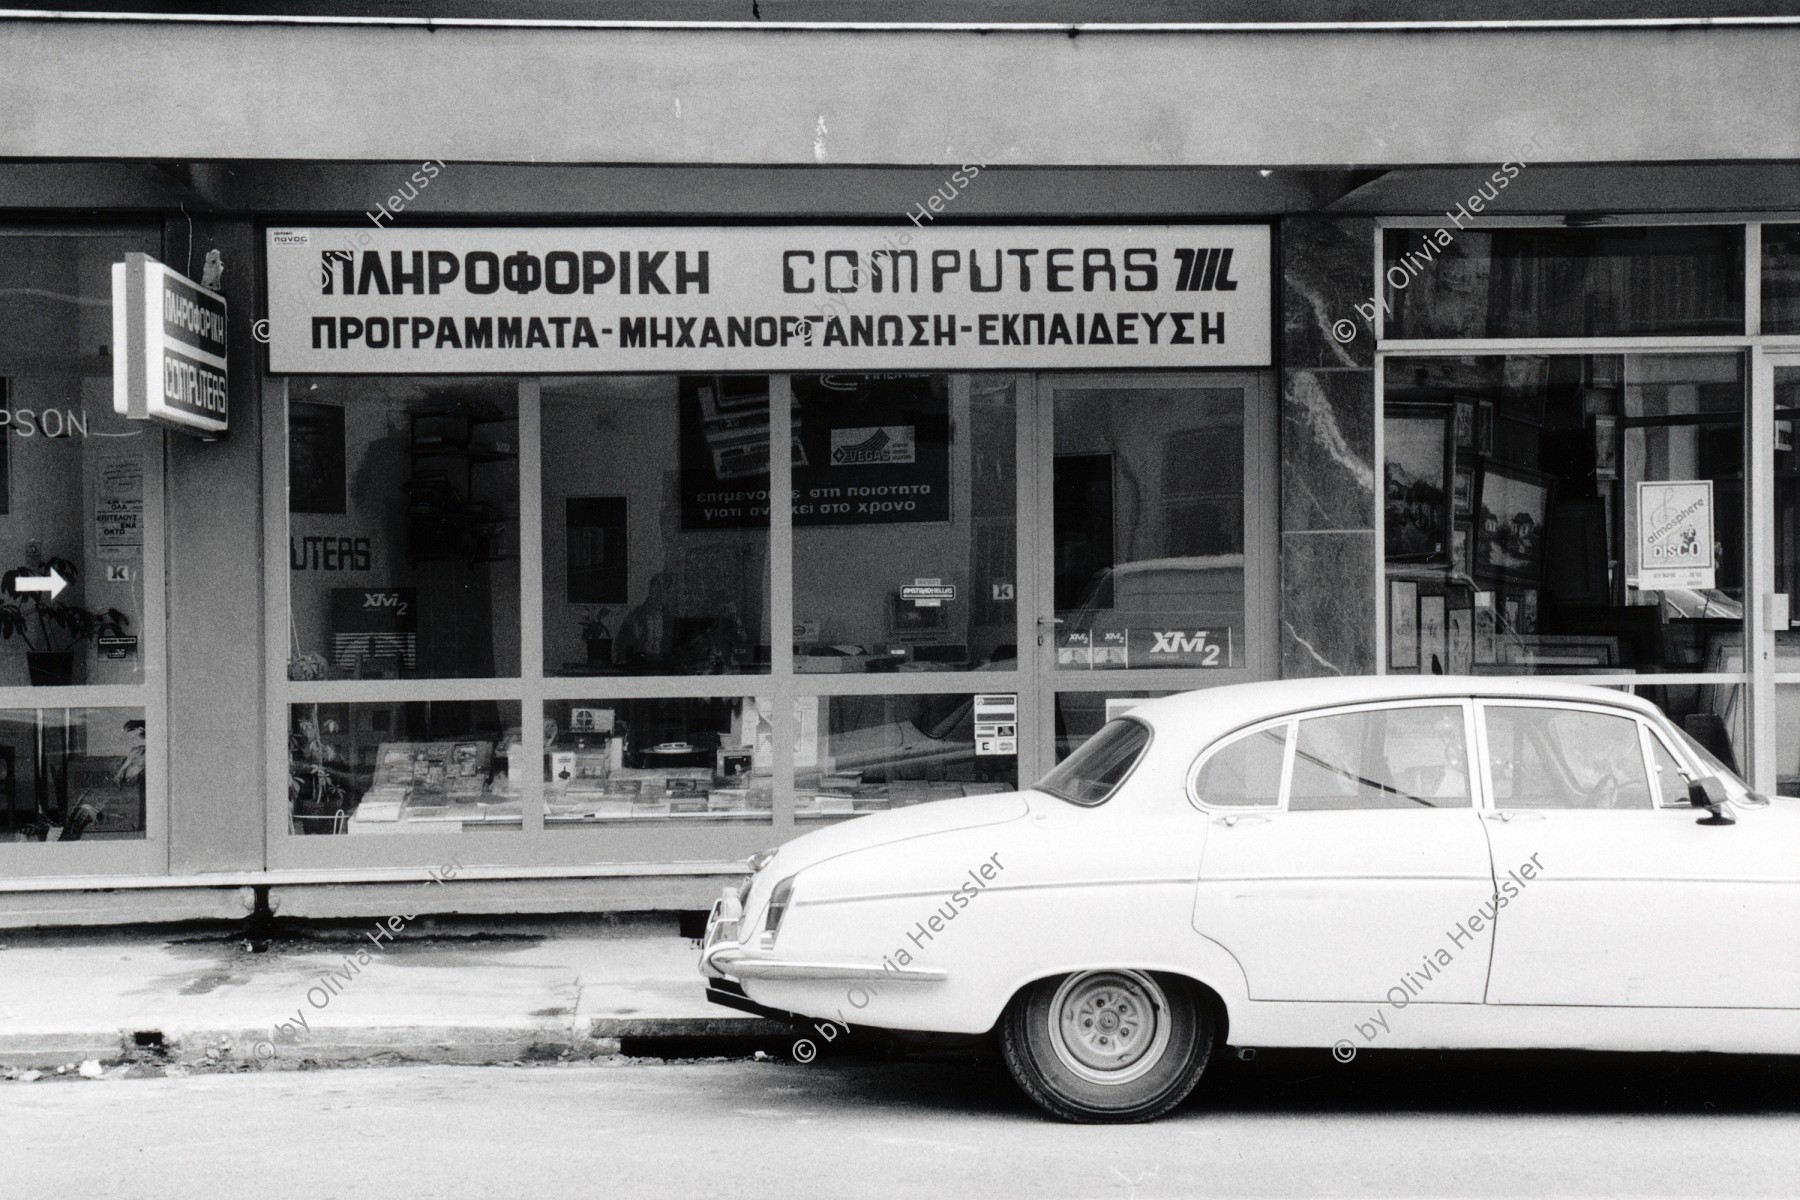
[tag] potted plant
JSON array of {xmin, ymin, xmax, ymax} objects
[
  {"xmin": 288, "ymin": 707, "xmax": 346, "ymax": 834},
  {"xmin": 0, "ymin": 555, "xmax": 130, "ymax": 687},
  {"xmin": 579, "ymin": 605, "xmax": 613, "ymax": 666}
]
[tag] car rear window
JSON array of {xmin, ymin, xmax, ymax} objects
[{"xmin": 1036, "ymin": 719, "xmax": 1151, "ymax": 807}]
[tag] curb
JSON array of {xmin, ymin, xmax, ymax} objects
[{"xmin": 0, "ymin": 1016, "xmax": 796, "ymax": 1071}]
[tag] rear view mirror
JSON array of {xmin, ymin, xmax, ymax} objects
[{"xmin": 1688, "ymin": 776, "xmax": 1736, "ymax": 826}]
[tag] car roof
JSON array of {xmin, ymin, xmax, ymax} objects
[{"xmin": 1127, "ymin": 675, "xmax": 1662, "ymax": 744}]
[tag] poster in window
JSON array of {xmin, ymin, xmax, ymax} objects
[
  {"xmin": 678, "ymin": 374, "xmax": 950, "ymax": 530},
  {"xmin": 1384, "ymin": 403, "xmax": 1453, "ymax": 564},
  {"xmin": 1447, "ymin": 607, "xmax": 1473, "ymax": 675},
  {"xmin": 1419, "ymin": 593, "xmax": 1448, "ymax": 675},
  {"xmin": 565, "ymin": 496, "xmax": 627, "ymax": 604},
  {"xmin": 289, "ymin": 401, "xmax": 348, "ymax": 515},
  {"xmin": 1474, "ymin": 591, "xmax": 1498, "ymax": 664},
  {"xmin": 330, "ymin": 587, "xmax": 418, "ymax": 674},
  {"xmin": 1637, "ymin": 479, "xmax": 1716, "ymax": 590}
]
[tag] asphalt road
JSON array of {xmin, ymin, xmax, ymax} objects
[{"xmin": 4, "ymin": 1049, "xmax": 1798, "ymax": 1198}]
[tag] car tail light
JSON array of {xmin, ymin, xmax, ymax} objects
[{"xmin": 764, "ymin": 875, "xmax": 795, "ymax": 941}]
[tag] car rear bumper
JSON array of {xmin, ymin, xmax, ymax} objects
[{"xmin": 698, "ymin": 890, "xmax": 946, "ymax": 984}]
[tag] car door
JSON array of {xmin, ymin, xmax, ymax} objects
[
  {"xmin": 1476, "ymin": 699, "xmax": 1800, "ymax": 1009},
  {"xmin": 1193, "ymin": 700, "xmax": 1497, "ymax": 1003}
]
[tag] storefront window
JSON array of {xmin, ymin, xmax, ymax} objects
[
  {"xmin": 1383, "ymin": 354, "xmax": 1744, "ymax": 680},
  {"xmin": 0, "ymin": 708, "xmax": 145, "ymax": 841},
  {"xmin": 1053, "ymin": 385, "xmax": 1247, "ymax": 670},
  {"xmin": 1384, "ymin": 225, "xmax": 1745, "ymax": 340},
  {"xmin": 542, "ymin": 696, "xmax": 770, "ymax": 824},
  {"xmin": 289, "ymin": 700, "xmax": 522, "ymax": 834},
  {"xmin": 287, "ymin": 377, "xmax": 519, "ymax": 681},
  {"xmin": 542, "ymin": 376, "xmax": 769, "ymax": 676},
  {"xmin": 1, "ymin": 228, "xmax": 161, "ymax": 855},
  {"xmin": 791, "ymin": 374, "xmax": 1017, "ymax": 672},
  {"xmin": 794, "ymin": 693, "xmax": 1018, "ymax": 821},
  {"xmin": 1761, "ymin": 224, "xmax": 1800, "ymax": 335}
]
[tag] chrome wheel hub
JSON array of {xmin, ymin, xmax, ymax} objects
[{"xmin": 1047, "ymin": 970, "xmax": 1171, "ymax": 1086}]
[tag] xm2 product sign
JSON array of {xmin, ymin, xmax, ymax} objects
[{"xmin": 264, "ymin": 225, "xmax": 1271, "ymax": 373}]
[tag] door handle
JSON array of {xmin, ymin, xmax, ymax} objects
[
  {"xmin": 1483, "ymin": 811, "xmax": 1543, "ymax": 822},
  {"xmin": 1216, "ymin": 814, "xmax": 1270, "ymax": 827},
  {"xmin": 1483, "ymin": 812, "xmax": 1512, "ymax": 823}
]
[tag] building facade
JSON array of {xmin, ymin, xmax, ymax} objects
[{"xmin": 4, "ymin": 4, "xmax": 1800, "ymax": 923}]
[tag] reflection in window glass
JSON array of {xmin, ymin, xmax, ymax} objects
[
  {"xmin": 792, "ymin": 374, "xmax": 1017, "ymax": 673},
  {"xmin": 796, "ymin": 693, "xmax": 1018, "ymax": 819},
  {"xmin": 1037, "ymin": 718, "xmax": 1149, "ymax": 807},
  {"xmin": 1054, "ymin": 691, "xmax": 1176, "ymax": 762},
  {"xmin": 542, "ymin": 697, "xmax": 771, "ymax": 823},
  {"xmin": 287, "ymin": 378, "xmax": 519, "ymax": 681},
  {"xmin": 1485, "ymin": 706, "xmax": 1653, "ymax": 810},
  {"xmin": 1382, "ymin": 355, "xmax": 1743, "ymax": 686},
  {"xmin": 1289, "ymin": 706, "xmax": 1470, "ymax": 810},
  {"xmin": 289, "ymin": 701, "xmax": 521, "ymax": 834},
  {"xmin": 1053, "ymin": 386, "xmax": 1247, "ymax": 671},
  {"xmin": 542, "ymin": 377, "xmax": 769, "ymax": 677},
  {"xmin": 1195, "ymin": 725, "xmax": 1287, "ymax": 807},
  {"xmin": 0, "ymin": 231, "xmax": 158, "ymax": 688},
  {"xmin": 1384, "ymin": 225, "xmax": 1744, "ymax": 339},
  {"xmin": 0, "ymin": 708, "xmax": 146, "ymax": 842}
]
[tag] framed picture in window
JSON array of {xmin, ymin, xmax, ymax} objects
[
  {"xmin": 1593, "ymin": 416, "xmax": 1619, "ymax": 480},
  {"xmin": 1389, "ymin": 580, "xmax": 1419, "ymax": 671},
  {"xmin": 1384, "ymin": 403, "xmax": 1454, "ymax": 565},
  {"xmin": 1474, "ymin": 461, "xmax": 1552, "ymax": 584},
  {"xmin": 1453, "ymin": 399, "xmax": 1476, "ymax": 449},
  {"xmin": 1452, "ymin": 464, "xmax": 1475, "ymax": 518}
]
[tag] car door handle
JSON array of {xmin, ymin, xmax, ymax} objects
[
  {"xmin": 1483, "ymin": 811, "xmax": 1544, "ymax": 822},
  {"xmin": 1215, "ymin": 814, "xmax": 1270, "ymax": 827}
]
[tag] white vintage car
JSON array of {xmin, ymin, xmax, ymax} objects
[{"xmin": 700, "ymin": 677, "xmax": 1800, "ymax": 1122}]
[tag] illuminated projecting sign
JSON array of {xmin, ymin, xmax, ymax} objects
[
  {"xmin": 264, "ymin": 225, "xmax": 1272, "ymax": 373},
  {"xmin": 112, "ymin": 253, "xmax": 229, "ymax": 435}
]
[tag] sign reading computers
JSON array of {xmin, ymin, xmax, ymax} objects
[{"xmin": 112, "ymin": 253, "xmax": 229, "ymax": 436}]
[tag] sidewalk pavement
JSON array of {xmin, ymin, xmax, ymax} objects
[{"xmin": 0, "ymin": 915, "xmax": 787, "ymax": 1071}]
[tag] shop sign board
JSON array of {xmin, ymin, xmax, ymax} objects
[
  {"xmin": 265, "ymin": 225, "xmax": 1272, "ymax": 373},
  {"xmin": 112, "ymin": 252, "xmax": 229, "ymax": 434},
  {"xmin": 1637, "ymin": 480, "xmax": 1715, "ymax": 590}
]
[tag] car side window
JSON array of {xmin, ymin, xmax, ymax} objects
[
  {"xmin": 1645, "ymin": 729, "xmax": 1692, "ymax": 808},
  {"xmin": 1193, "ymin": 724, "xmax": 1287, "ymax": 807},
  {"xmin": 1484, "ymin": 706, "xmax": 1654, "ymax": 810},
  {"xmin": 1288, "ymin": 705, "xmax": 1471, "ymax": 811}
]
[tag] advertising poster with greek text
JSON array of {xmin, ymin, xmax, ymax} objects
[{"xmin": 679, "ymin": 374, "xmax": 950, "ymax": 530}]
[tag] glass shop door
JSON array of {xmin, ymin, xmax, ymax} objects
[{"xmin": 1031, "ymin": 373, "xmax": 1279, "ymax": 772}]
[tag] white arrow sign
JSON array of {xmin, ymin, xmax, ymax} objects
[{"xmin": 15, "ymin": 568, "xmax": 69, "ymax": 600}]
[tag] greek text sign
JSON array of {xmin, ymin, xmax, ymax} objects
[
  {"xmin": 1638, "ymin": 480, "xmax": 1716, "ymax": 590},
  {"xmin": 112, "ymin": 253, "xmax": 229, "ymax": 434},
  {"xmin": 264, "ymin": 225, "xmax": 1271, "ymax": 372}
]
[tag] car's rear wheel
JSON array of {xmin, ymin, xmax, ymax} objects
[{"xmin": 1000, "ymin": 969, "xmax": 1213, "ymax": 1123}]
